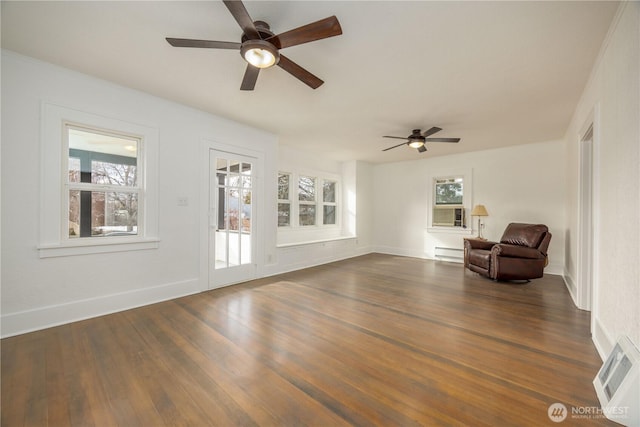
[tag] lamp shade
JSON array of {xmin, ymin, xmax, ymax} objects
[{"xmin": 471, "ymin": 204, "xmax": 489, "ymax": 216}]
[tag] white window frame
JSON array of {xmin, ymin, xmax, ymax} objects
[
  {"xmin": 64, "ymin": 123, "xmax": 143, "ymax": 240},
  {"xmin": 427, "ymin": 169, "xmax": 473, "ymax": 234},
  {"xmin": 298, "ymin": 175, "xmax": 318, "ymax": 227},
  {"xmin": 321, "ymin": 179, "xmax": 338, "ymax": 225},
  {"xmin": 39, "ymin": 103, "xmax": 159, "ymax": 258},
  {"xmin": 277, "ymin": 172, "xmax": 292, "ymax": 227},
  {"xmin": 277, "ymin": 170, "xmax": 341, "ymax": 229}
]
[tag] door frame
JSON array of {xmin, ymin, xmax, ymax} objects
[
  {"xmin": 577, "ymin": 105, "xmax": 600, "ymax": 316},
  {"xmin": 199, "ymin": 139, "xmax": 266, "ymax": 291}
]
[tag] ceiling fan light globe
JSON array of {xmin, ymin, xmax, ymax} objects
[
  {"xmin": 408, "ymin": 140, "xmax": 424, "ymax": 149},
  {"xmin": 241, "ymin": 40, "xmax": 279, "ymax": 68}
]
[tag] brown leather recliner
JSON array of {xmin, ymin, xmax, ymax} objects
[{"xmin": 464, "ymin": 223, "xmax": 552, "ymax": 281}]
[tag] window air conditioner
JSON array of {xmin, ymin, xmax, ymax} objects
[
  {"xmin": 593, "ymin": 335, "xmax": 640, "ymax": 426},
  {"xmin": 433, "ymin": 206, "xmax": 464, "ymax": 227}
]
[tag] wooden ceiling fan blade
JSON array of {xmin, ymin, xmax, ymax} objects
[
  {"xmin": 425, "ymin": 138, "xmax": 461, "ymax": 143},
  {"xmin": 166, "ymin": 38, "xmax": 241, "ymax": 49},
  {"xmin": 240, "ymin": 64, "xmax": 260, "ymax": 91},
  {"xmin": 277, "ymin": 55, "xmax": 323, "ymax": 89},
  {"xmin": 422, "ymin": 126, "xmax": 442, "ymax": 137},
  {"xmin": 383, "ymin": 136, "xmax": 408, "ymax": 140},
  {"xmin": 383, "ymin": 142, "xmax": 408, "ymax": 152},
  {"xmin": 417, "ymin": 146, "xmax": 427, "ymax": 153},
  {"xmin": 223, "ymin": 0, "xmax": 260, "ymax": 40},
  {"xmin": 266, "ymin": 16, "xmax": 342, "ymax": 49}
]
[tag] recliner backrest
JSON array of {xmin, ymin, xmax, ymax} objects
[{"xmin": 500, "ymin": 223, "xmax": 549, "ymax": 249}]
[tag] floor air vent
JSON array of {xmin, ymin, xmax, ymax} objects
[{"xmin": 593, "ymin": 335, "xmax": 640, "ymax": 426}]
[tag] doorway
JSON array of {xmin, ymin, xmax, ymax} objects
[{"xmin": 209, "ymin": 150, "xmax": 258, "ymax": 289}]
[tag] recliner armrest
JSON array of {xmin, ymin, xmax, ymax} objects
[
  {"xmin": 492, "ymin": 243, "xmax": 543, "ymax": 259},
  {"xmin": 464, "ymin": 239, "xmax": 497, "ymax": 250}
]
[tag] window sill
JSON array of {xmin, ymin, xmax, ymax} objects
[
  {"xmin": 427, "ymin": 227, "xmax": 473, "ymax": 235},
  {"xmin": 277, "ymin": 235, "xmax": 356, "ymax": 248},
  {"xmin": 38, "ymin": 238, "xmax": 160, "ymax": 258}
]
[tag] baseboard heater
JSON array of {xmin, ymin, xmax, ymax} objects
[
  {"xmin": 593, "ymin": 335, "xmax": 640, "ymax": 425},
  {"xmin": 434, "ymin": 246, "xmax": 464, "ymax": 263}
]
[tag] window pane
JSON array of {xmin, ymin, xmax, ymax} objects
[
  {"xmin": 229, "ymin": 160, "xmax": 241, "ymax": 173},
  {"xmin": 323, "ymin": 180, "xmax": 336, "ymax": 203},
  {"xmin": 278, "ymin": 203, "xmax": 290, "ymax": 226},
  {"xmin": 278, "ymin": 173, "xmax": 290, "ymax": 200},
  {"xmin": 68, "ymin": 190, "xmax": 80, "ymax": 238},
  {"xmin": 242, "ymin": 190, "xmax": 251, "ymax": 233},
  {"xmin": 91, "ymin": 191, "xmax": 138, "ymax": 237},
  {"xmin": 92, "ymin": 161, "xmax": 137, "ymax": 186},
  {"xmin": 298, "ymin": 176, "xmax": 316, "ymax": 202},
  {"xmin": 278, "ymin": 203, "xmax": 290, "ymax": 227},
  {"xmin": 216, "ymin": 158, "xmax": 227, "ymax": 172},
  {"xmin": 435, "ymin": 181, "xmax": 463, "ymax": 205},
  {"xmin": 227, "ymin": 188, "xmax": 240, "ymax": 231},
  {"xmin": 68, "ymin": 157, "xmax": 81, "ymax": 183},
  {"xmin": 68, "ymin": 127, "xmax": 138, "ymax": 187},
  {"xmin": 299, "ymin": 205, "xmax": 316, "ymax": 226},
  {"xmin": 323, "ymin": 205, "xmax": 336, "ymax": 225},
  {"xmin": 226, "ymin": 174, "xmax": 241, "ymax": 187}
]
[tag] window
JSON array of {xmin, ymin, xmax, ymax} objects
[
  {"xmin": 66, "ymin": 125, "xmax": 140, "ymax": 238},
  {"xmin": 277, "ymin": 172, "xmax": 291, "ymax": 227},
  {"xmin": 322, "ymin": 180, "xmax": 337, "ymax": 225},
  {"xmin": 298, "ymin": 176, "xmax": 317, "ymax": 226},
  {"xmin": 277, "ymin": 171, "xmax": 339, "ymax": 228},
  {"xmin": 435, "ymin": 177, "xmax": 463, "ymax": 205},
  {"xmin": 432, "ymin": 176, "xmax": 466, "ymax": 228},
  {"xmin": 39, "ymin": 103, "xmax": 158, "ymax": 257}
]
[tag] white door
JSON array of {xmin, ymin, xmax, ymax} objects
[{"xmin": 209, "ymin": 150, "xmax": 257, "ymax": 288}]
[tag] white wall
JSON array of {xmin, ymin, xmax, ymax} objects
[
  {"xmin": 0, "ymin": 51, "xmax": 282, "ymax": 336},
  {"xmin": 267, "ymin": 147, "xmax": 373, "ymax": 275},
  {"xmin": 0, "ymin": 52, "xmax": 373, "ymax": 336},
  {"xmin": 563, "ymin": 2, "xmax": 640, "ymax": 356},
  {"xmin": 372, "ymin": 140, "xmax": 566, "ymax": 274}
]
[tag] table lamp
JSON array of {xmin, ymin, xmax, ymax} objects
[{"xmin": 471, "ymin": 204, "xmax": 489, "ymax": 239}]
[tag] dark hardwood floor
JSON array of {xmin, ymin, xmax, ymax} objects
[{"xmin": 2, "ymin": 254, "xmax": 615, "ymax": 426}]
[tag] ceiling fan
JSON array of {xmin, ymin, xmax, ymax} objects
[
  {"xmin": 166, "ymin": 0, "xmax": 342, "ymax": 91},
  {"xmin": 383, "ymin": 127, "xmax": 461, "ymax": 153}
]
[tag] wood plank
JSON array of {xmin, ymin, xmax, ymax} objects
[{"xmin": 1, "ymin": 254, "xmax": 616, "ymax": 425}]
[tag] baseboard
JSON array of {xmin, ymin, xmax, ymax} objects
[
  {"xmin": 592, "ymin": 316, "xmax": 615, "ymax": 361},
  {"xmin": 263, "ymin": 245, "xmax": 373, "ymax": 278},
  {"xmin": 371, "ymin": 245, "xmax": 426, "ymax": 260},
  {"xmin": 1, "ymin": 278, "xmax": 201, "ymax": 338},
  {"xmin": 562, "ymin": 270, "xmax": 579, "ymax": 308}
]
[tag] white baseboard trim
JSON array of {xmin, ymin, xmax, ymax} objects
[
  {"xmin": 562, "ymin": 270, "xmax": 579, "ymax": 308},
  {"xmin": 372, "ymin": 245, "xmax": 427, "ymax": 260},
  {"xmin": 592, "ymin": 316, "xmax": 615, "ymax": 361},
  {"xmin": 263, "ymin": 245, "xmax": 373, "ymax": 278},
  {"xmin": 1, "ymin": 278, "xmax": 201, "ymax": 338}
]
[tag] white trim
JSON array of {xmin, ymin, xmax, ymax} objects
[
  {"xmin": 276, "ymin": 235, "xmax": 356, "ymax": 248},
  {"xmin": 427, "ymin": 226, "xmax": 474, "ymax": 235},
  {"xmin": 427, "ymin": 168, "xmax": 473, "ymax": 231},
  {"xmin": 576, "ymin": 105, "xmax": 600, "ymax": 312},
  {"xmin": 38, "ymin": 238, "xmax": 159, "ymax": 258},
  {"xmin": 593, "ymin": 316, "xmax": 615, "ymax": 361},
  {"xmin": 39, "ymin": 103, "xmax": 159, "ymax": 257},
  {"xmin": 199, "ymin": 139, "xmax": 267, "ymax": 293},
  {"xmin": 562, "ymin": 271, "xmax": 579, "ymax": 308},
  {"xmin": 1, "ymin": 279, "xmax": 200, "ymax": 338}
]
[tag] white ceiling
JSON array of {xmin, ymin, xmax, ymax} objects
[{"xmin": 1, "ymin": 1, "xmax": 619, "ymax": 164}]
